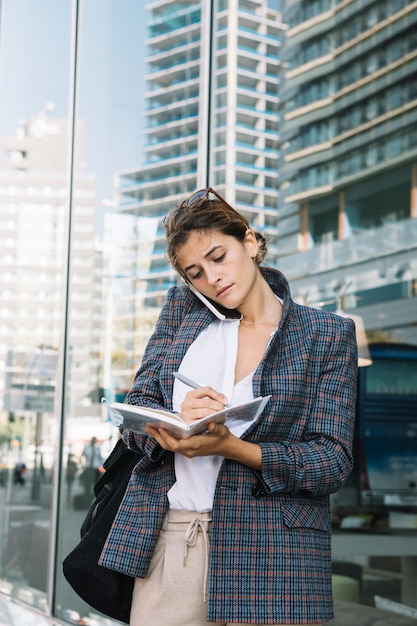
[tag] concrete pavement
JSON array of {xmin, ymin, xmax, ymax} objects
[{"xmin": 0, "ymin": 596, "xmax": 416, "ymax": 626}]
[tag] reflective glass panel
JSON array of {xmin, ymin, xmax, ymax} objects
[
  {"xmin": 0, "ymin": 0, "xmax": 72, "ymax": 613},
  {"xmin": 53, "ymin": 1, "xmax": 147, "ymax": 623}
]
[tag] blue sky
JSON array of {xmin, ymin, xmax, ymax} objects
[
  {"xmin": 0, "ymin": 0, "xmax": 281, "ymax": 199},
  {"xmin": 0, "ymin": 0, "xmax": 146, "ymax": 198}
]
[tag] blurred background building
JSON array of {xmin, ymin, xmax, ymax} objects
[
  {"xmin": 0, "ymin": 111, "xmax": 101, "ymax": 415},
  {"xmin": 278, "ymin": 0, "xmax": 417, "ymax": 349}
]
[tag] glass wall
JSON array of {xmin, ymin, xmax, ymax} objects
[
  {"xmin": 0, "ymin": 0, "xmax": 72, "ymax": 614},
  {"xmin": 54, "ymin": 1, "xmax": 148, "ymax": 619},
  {"xmin": 0, "ymin": 0, "xmax": 147, "ymax": 622}
]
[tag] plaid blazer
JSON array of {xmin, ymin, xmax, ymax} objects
[{"xmin": 100, "ymin": 267, "xmax": 358, "ymax": 624}]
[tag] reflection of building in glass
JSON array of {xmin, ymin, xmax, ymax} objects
[
  {"xmin": 278, "ymin": 1, "xmax": 417, "ymax": 345},
  {"xmin": 4, "ymin": 348, "xmax": 57, "ymax": 414},
  {"xmin": 109, "ymin": 0, "xmax": 283, "ymax": 387},
  {"xmin": 0, "ymin": 108, "xmax": 100, "ymax": 415}
]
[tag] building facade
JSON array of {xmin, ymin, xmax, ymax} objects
[
  {"xmin": 278, "ymin": 0, "xmax": 417, "ymax": 349},
  {"xmin": 0, "ymin": 110, "xmax": 100, "ymax": 418},
  {"xmin": 110, "ymin": 0, "xmax": 283, "ymax": 389}
]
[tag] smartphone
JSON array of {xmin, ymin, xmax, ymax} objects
[{"xmin": 186, "ymin": 281, "xmax": 241, "ymax": 321}]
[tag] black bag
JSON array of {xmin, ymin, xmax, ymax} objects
[{"xmin": 63, "ymin": 438, "xmax": 142, "ymax": 624}]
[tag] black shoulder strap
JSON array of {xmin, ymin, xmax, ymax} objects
[{"xmin": 93, "ymin": 438, "xmax": 141, "ymax": 497}]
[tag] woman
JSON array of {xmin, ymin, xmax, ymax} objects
[{"xmin": 100, "ymin": 188, "xmax": 358, "ymax": 625}]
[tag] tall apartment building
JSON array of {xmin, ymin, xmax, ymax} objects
[
  {"xmin": 277, "ymin": 0, "xmax": 417, "ymax": 344},
  {"xmin": 0, "ymin": 109, "xmax": 100, "ymax": 421},
  {"xmin": 109, "ymin": 0, "xmax": 283, "ymax": 389}
]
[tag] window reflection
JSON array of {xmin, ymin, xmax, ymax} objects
[
  {"xmin": 0, "ymin": 0, "xmax": 72, "ymax": 614},
  {"xmin": 55, "ymin": 1, "xmax": 148, "ymax": 622}
]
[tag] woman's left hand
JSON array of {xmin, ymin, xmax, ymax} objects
[
  {"xmin": 145, "ymin": 422, "xmax": 262, "ymax": 469},
  {"xmin": 145, "ymin": 421, "xmax": 233, "ymax": 458}
]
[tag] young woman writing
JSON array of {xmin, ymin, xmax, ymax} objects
[{"xmin": 99, "ymin": 188, "xmax": 358, "ymax": 625}]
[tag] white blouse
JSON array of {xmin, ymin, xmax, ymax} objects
[{"xmin": 167, "ymin": 319, "xmax": 256, "ymax": 512}]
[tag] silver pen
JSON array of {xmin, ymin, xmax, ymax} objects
[
  {"xmin": 173, "ymin": 371, "xmax": 230, "ymax": 407},
  {"xmin": 173, "ymin": 371, "xmax": 202, "ymax": 389}
]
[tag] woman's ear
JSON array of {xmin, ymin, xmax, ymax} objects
[{"xmin": 244, "ymin": 228, "xmax": 259, "ymax": 258}]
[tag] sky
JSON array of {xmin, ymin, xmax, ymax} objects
[
  {"xmin": 0, "ymin": 0, "xmax": 146, "ymax": 199},
  {"xmin": 0, "ymin": 0, "xmax": 281, "ymax": 200},
  {"xmin": 0, "ymin": 1, "xmax": 71, "ymax": 127}
]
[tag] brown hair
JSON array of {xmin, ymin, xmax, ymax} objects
[{"xmin": 164, "ymin": 199, "xmax": 267, "ymax": 275}]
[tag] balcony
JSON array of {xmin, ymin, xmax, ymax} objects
[{"xmin": 279, "ymin": 217, "xmax": 417, "ymax": 280}]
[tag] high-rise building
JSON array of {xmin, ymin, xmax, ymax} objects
[
  {"xmin": 278, "ymin": 0, "xmax": 417, "ymax": 345},
  {"xmin": 109, "ymin": 0, "xmax": 284, "ymax": 388},
  {"xmin": 0, "ymin": 108, "xmax": 100, "ymax": 417}
]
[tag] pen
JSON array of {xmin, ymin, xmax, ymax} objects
[
  {"xmin": 173, "ymin": 371, "xmax": 230, "ymax": 407},
  {"xmin": 173, "ymin": 371, "xmax": 203, "ymax": 389}
]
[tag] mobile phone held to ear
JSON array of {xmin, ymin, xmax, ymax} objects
[{"xmin": 186, "ymin": 281, "xmax": 241, "ymax": 321}]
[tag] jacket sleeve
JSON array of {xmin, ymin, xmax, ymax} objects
[
  {"xmin": 121, "ymin": 286, "xmax": 185, "ymax": 462},
  {"xmin": 258, "ymin": 316, "xmax": 358, "ymax": 496}
]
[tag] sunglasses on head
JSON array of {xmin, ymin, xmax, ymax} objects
[{"xmin": 162, "ymin": 187, "xmax": 235, "ymax": 227}]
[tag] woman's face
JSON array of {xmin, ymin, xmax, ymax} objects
[{"xmin": 175, "ymin": 228, "xmax": 260, "ymax": 311}]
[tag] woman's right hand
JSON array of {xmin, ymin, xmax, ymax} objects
[{"xmin": 180, "ymin": 386, "xmax": 229, "ymax": 424}]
